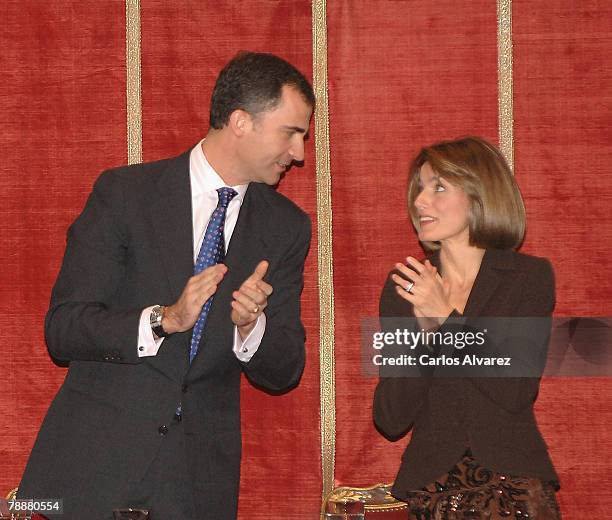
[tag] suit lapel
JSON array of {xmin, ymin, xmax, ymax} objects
[
  {"xmin": 137, "ymin": 150, "xmax": 194, "ymax": 381},
  {"xmin": 187, "ymin": 183, "xmax": 270, "ymax": 374},
  {"xmin": 211, "ymin": 182, "xmax": 270, "ymax": 318},
  {"xmin": 223, "ymin": 183, "xmax": 269, "ymax": 280},
  {"xmin": 147, "ymin": 151, "xmax": 194, "ymax": 303},
  {"xmin": 144, "ymin": 154, "xmax": 273, "ymax": 377}
]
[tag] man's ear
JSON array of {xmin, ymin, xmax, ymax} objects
[{"xmin": 229, "ymin": 109, "xmax": 252, "ymax": 137}]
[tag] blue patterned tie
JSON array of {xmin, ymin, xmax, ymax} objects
[{"xmin": 189, "ymin": 187, "xmax": 238, "ymax": 363}]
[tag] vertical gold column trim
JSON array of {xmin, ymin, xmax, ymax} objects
[
  {"xmin": 497, "ymin": 0, "xmax": 514, "ymax": 171},
  {"xmin": 312, "ymin": 0, "xmax": 336, "ymax": 501},
  {"xmin": 126, "ymin": 0, "xmax": 143, "ymax": 164}
]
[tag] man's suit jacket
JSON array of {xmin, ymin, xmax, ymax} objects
[
  {"xmin": 373, "ymin": 248, "xmax": 559, "ymax": 499},
  {"xmin": 19, "ymin": 149, "xmax": 310, "ymax": 518}
]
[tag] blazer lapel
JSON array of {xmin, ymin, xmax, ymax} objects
[
  {"xmin": 464, "ymin": 249, "xmax": 516, "ymax": 316},
  {"xmin": 430, "ymin": 249, "xmax": 514, "ymax": 317}
]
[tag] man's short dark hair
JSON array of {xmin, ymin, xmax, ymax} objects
[{"xmin": 209, "ymin": 51, "xmax": 315, "ymax": 129}]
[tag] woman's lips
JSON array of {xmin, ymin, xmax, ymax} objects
[{"xmin": 419, "ymin": 216, "xmax": 437, "ymax": 226}]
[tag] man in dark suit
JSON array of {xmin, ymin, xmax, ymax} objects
[{"xmin": 19, "ymin": 52, "xmax": 314, "ymax": 520}]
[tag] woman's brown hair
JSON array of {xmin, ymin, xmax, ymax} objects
[{"xmin": 407, "ymin": 136, "xmax": 526, "ymax": 250}]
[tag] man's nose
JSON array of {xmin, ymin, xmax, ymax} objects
[{"xmin": 289, "ymin": 137, "xmax": 305, "ymax": 162}]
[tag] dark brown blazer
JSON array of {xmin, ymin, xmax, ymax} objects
[
  {"xmin": 19, "ymin": 149, "xmax": 310, "ymax": 519},
  {"xmin": 373, "ymin": 248, "xmax": 559, "ymax": 499}
]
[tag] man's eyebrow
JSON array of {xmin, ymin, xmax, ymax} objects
[{"xmin": 282, "ymin": 125, "xmax": 307, "ymax": 134}]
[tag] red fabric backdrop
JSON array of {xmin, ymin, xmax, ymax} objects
[
  {"xmin": 1, "ymin": 0, "xmax": 127, "ymax": 498},
  {"xmin": 328, "ymin": 0, "xmax": 499, "ymax": 487},
  {"xmin": 138, "ymin": 2, "xmax": 321, "ymax": 518},
  {"xmin": 513, "ymin": 1, "xmax": 612, "ymax": 515},
  {"xmin": 2, "ymin": 1, "xmax": 611, "ymax": 519}
]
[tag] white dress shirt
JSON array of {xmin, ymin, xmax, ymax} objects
[{"xmin": 136, "ymin": 139, "xmax": 266, "ymax": 361}]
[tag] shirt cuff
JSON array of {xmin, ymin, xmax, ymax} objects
[
  {"xmin": 233, "ymin": 313, "xmax": 266, "ymax": 362},
  {"xmin": 137, "ymin": 306, "xmax": 164, "ymax": 357}
]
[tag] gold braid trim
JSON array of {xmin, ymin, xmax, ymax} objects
[
  {"xmin": 312, "ymin": 0, "xmax": 336, "ymax": 503},
  {"xmin": 126, "ymin": 0, "xmax": 142, "ymax": 164},
  {"xmin": 497, "ymin": 0, "xmax": 514, "ymax": 171}
]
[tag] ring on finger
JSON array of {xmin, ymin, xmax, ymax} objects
[
  {"xmin": 405, "ymin": 282, "xmax": 414, "ymax": 293},
  {"xmin": 252, "ymin": 305, "xmax": 259, "ymax": 313}
]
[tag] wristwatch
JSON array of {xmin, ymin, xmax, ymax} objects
[{"xmin": 150, "ymin": 305, "xmax": 170, "ymax": 338}]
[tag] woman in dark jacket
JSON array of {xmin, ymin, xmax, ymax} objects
[{"xmin": 373, "ymin": 137, "xmax": 561, "ymax": 519}]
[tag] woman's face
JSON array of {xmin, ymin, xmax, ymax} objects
[{"xmin": 413, "ymin": 162, "xmax": 471, "ymax": 246}]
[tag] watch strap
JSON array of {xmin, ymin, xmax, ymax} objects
[{"xmin": 150, "ymin": 305, "xmax": 170, "ymax": 338}]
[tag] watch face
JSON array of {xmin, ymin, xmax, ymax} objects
[
  {"xmin": 151, "ymin": 306, "xmax": 163, "ymax": 324},
  {"xmin": 150, "ymin": 306, "xmax": 169, "ymax": 338}
]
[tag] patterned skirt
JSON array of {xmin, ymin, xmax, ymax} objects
[{"xmin": 406, "ymin": 451, "xmax": 561, "ymax": 520}]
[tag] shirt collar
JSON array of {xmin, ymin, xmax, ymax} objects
[{"xmin": 190, "ymin": 138, "xmax": 249, "ymax": 199}]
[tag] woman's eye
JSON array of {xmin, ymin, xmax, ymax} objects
[{"xmin": 434, "ymin": 183, "xmax": 446, "ymax": 192}]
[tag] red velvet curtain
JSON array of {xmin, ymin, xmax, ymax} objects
[
  {"xmin": 328, "ymin": 0, "xmax": 499, "ymax": 490},
  {"xmin": 514, "ymin": 1, "xmax": 612, "ymax": 514},
  {"xmin": 138, "ymin": 3, "xmax": 322, "ymax": 517},
  {"xmin": 2, "ymin": 2, "xmax": 611, "ymax": 519},
  {"xmin": 1, "ymin": 0, "xmax": 127, "ymax": 498}
]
